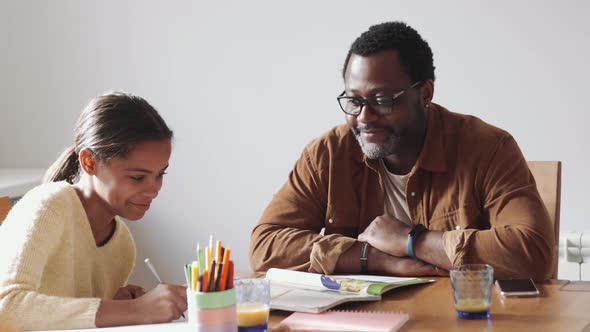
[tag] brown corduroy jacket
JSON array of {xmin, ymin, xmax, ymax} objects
[{"xmin": 250, "ymin": 103, "xmax": 554, "ymax": 280}]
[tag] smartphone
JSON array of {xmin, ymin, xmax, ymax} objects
[{"xmin": 495, "ymin": 278, "xmax": 539, "ymax": 297}]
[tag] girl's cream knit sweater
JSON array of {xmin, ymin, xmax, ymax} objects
[{"xmin": 0, "ymin": 181, "xmax": 136, "ymax": 330}]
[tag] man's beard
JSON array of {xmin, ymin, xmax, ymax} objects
[
  {"xmin": 351, "ymin": 125, "xmax": 401, "ymax": 159},
  {"xmin": 351, "ymin": 103, "xmax": 426, "ymax": 159}
]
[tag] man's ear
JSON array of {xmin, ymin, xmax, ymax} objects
[
  {"xmin": 421, "ymin": 80, "xmax": 434, "ymax": 107},
  {"xmin": 78, "ymin": 148, "xmax": 97, "ymax": 175}
]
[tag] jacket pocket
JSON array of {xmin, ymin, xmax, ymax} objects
[{"xmin": 428, "ymin": 205, "xmax": 483, "ymax": 231}]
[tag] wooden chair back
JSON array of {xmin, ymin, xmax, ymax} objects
[
  {"xmin": 0, "ymin": 196, "xmax": 11, "ymax": 225},
  {"xmin": 527, "ymin": 161, "xmax": 562, "ymax": 279}
]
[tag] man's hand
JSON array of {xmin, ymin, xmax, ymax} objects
[
  {"xmin": 113, "ymin": 284, "xmax": 146, "ymax": 300},
  {"xmin": 335, "ymin": 241, "xmax": 450, "ymax": 276},
  {"xmin": 358, "ymin": 214, "xmax": 411, "ymax": 257},
  {"xmin": 367, "ymin": 243, "xmax": 449, "ymax": 277},
  {"xmin": 380, "ymin": 255, "xmax": 449, "ymax": 277}
]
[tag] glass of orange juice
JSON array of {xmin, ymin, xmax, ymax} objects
[
  {"xmin": 450, "ymin": 264, "xmax": 494, "ymax": 319},
  {"xmin": 235, "ymin": 278, "xmax": 270, "ymax": 332}
]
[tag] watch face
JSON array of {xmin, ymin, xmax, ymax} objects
[{"xmin": 410, "ymin": 224, "xmax": 427, "ymax": 236}]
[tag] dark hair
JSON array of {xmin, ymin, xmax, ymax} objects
[
  {"xmin": 342, "ymin": 21, "xmax": 435, "ymax": 82},
  {"xmin": 44, "ymin": 91, "xmax": 173, "ymax": 184}
]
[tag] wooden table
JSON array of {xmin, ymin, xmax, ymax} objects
[{"xmin": 269, "ymin": 278, "xmax": 590, "ymax": 331}]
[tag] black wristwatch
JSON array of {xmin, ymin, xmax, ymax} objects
[
  {"xmin": 360, "ymin": 242, "xmax": 370, "ymax": 273},
  {"xmin": 407, "ymin": 224, "xmax": 428, "ymax": 260}
]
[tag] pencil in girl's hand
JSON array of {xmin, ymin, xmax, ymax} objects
[
  {"xmin": 145, "ymin": 258, "xmax": 185, "ymax": 319},
  {"xmin": 144, "ymin": 258, "xmax": 162, "ymax": 283}
]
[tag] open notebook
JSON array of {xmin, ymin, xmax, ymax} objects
[{"xmin": 277, "ymin": 310, "xmax": 409, "ymax": 332}]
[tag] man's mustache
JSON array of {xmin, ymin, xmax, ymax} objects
[{"xmin": 353, "ymin": 124, "xmax": 397, "ymax": 136}]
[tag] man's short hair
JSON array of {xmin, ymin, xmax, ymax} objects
[{"xmin": 342, "ymin": 21, "xmax": 436, "ymax": 83}]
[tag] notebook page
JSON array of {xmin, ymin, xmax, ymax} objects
[{"xmin": 279, "ymin": 310, "xmax": 409, "ymax": 332}]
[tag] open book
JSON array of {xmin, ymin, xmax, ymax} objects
[{"xmin": 267, "ymin": 268, "xmax": 432, "ymax": 313}]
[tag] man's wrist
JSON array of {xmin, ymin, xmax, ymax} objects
[{"xmin": 407, "ymin": 224, "xmax": 428, "ymax": 260}]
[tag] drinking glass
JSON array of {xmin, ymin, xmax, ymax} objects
[
  {"xmin": 235, "ymin": 278, "xmax": 271, "ymax": 332},
  {"xmin": 450, "ymin": 264, "xmax": 494, "ymax": 319}
]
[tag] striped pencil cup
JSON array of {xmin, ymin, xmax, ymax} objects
[{"xmin": 187, "ymin": 288, "xmax": 238, "ymax": 332}]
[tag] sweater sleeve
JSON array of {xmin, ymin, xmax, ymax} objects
[{"xmin": 0, "ymin": 201, "xmax": 101, "ymax": 330}]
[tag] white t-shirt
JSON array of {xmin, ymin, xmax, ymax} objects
[{"xmin": 379, "ymin": 159, "xmax": 414, "ymax": 226}]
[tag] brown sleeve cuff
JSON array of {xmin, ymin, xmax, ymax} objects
[
  {"xmin": 309, "ymin": 235, "xmax": 357, "ymax": 274},
  {"xmin": 442, "ymin": 229, "xmax": 477, "ymax": 266}
]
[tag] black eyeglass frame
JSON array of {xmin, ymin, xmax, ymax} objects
[{"xmin": 336, "ymin": 81, "xmax": 423, "ymax": 116}]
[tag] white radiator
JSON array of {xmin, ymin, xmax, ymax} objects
[{"xmin": 559, "ymin": 231, "xmax": 590, "ymax": 280}]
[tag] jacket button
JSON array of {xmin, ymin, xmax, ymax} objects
[
  {"xmin": 455, "ymin": 225, "xmax": 461, "ymax": 230},
  {"xmin": 328, "ymin": 219, "xmax": 334, "ymax": 224},
  {"xmin": 410, "ymin": 192, "xmax": 416, "ymax": 197}
]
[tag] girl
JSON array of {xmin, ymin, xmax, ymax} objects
[{"xmin": 0, "ymin": 92, "xmax": 187, "ymax": 330}]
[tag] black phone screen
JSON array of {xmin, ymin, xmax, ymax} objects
[{"xmin": 496, "ymin": 278, "xmax": 538, "ymax": 292}]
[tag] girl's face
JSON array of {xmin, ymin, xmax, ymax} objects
[{"xmin": 91, "ymin": 139, "xmax": 172, "ymax": 221}]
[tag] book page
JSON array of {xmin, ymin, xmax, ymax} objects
[
  {"xmin": 334, "ymin": 275, "xmax": 422, "ymax": 283},
  {"xmin": 266, "ymin": 268, "xmax": 325, "ymax": 289},
  {"xmin": 330, "ymin": 275, "xmax": 433, "ymax": 295},
  {"xmin": 266, "ymin": 268, "xmax": 362, "ymax": 292},
  {"xmin": 270, "ymin": 283, "xmax": 377, "ymax": 313}
]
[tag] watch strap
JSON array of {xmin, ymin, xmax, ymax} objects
[
  {"xmin": 360, "ymin": 241, "xmax": 370, "ymax": 273},
  {"xmin": 407, "ymin": 224, "xmax": 428, "ymax": 260}
]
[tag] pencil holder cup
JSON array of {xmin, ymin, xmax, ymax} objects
[{"xmin": 187, "ymin": 288, "xmax": 238, "ymax": 332}]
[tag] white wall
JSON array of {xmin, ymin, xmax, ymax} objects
[{"xmin": 1, "ymin": 0, "xmax": 589, "ymax": 288}]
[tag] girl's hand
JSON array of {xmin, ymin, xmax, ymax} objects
[
  {"xmin": 132, "ymin": 283, "xmax": 187, "ymax": 324},
  {"xmin": 113, "ymin": 285, "xmax": 146, "ymax": 300}
]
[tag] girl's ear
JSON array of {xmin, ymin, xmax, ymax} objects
[{"xmin": 79, "ymin": 148, "xmax": 97, "ymax": 175}]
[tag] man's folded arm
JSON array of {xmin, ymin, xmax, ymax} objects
[
  {"xmin": 249, "ymin": 144, "xmax": 357, "ymax": 274},
  {"xmin": 441, "ymin": 135, "xmax": 554, "ymax": 280}
]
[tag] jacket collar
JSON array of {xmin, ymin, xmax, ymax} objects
[{"xmin": 415, "ymin": 103, "xmax": 448, "ymax": 173}]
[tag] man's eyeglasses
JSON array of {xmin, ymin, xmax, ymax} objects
[{"xmin": 336, "ymin": 81, "xmax": 422, "ymax": 116}]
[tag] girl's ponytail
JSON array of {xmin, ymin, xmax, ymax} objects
[{"xmin": 43, "ymin": 145, "xmax": 79, "ymax": 184}]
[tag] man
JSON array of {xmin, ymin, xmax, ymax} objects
[{"xmin": 250, "ymin": 22, "xmax": 554, "ymax": 280}]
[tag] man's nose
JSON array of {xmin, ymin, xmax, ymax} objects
[{"xmin": 356, "ymin": 103, "xmax": 380, "ymax": 123}]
